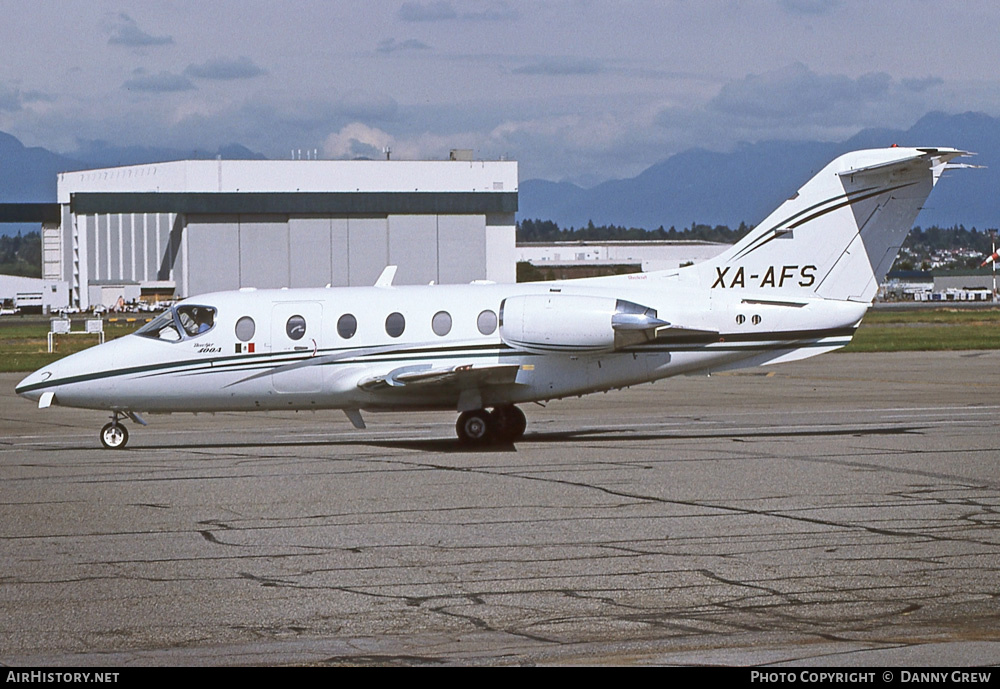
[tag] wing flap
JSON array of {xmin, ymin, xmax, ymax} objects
[
  {"xmin": 358, "ymin": 363, "xmax": 521, "ymax": 392},
  {"xmin": 651, "ymin": 325, "xmax": 720, "ymax": 342}
]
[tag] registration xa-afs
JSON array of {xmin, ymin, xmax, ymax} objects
[{"xmin": 16, "ymin": 146, "xmax": 973, "ymax": 448}]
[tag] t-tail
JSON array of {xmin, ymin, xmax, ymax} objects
[{"xmin": 697, "ymin": 147, "xmax": 974, "ymax": 302}]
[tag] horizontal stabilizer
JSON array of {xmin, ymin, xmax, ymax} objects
[{"xmin": 835, "ymin": 148, "xmax": 965, "ymax": 177}]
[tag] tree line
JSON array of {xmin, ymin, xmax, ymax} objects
[
  {"xmin": 0, "ymin": 232, "xmax": 41, "ymax": 278},
  {"xmin": 517, "ymin": 219, "xmax": 997, "ymax": 254},
  {"xmin": 517, "ymin": 219, "xmax": 754, "ymax": 244}
]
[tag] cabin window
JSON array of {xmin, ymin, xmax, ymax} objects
[
  {"xmin": 176, "ymin": 305, "xmax": 216, "ymax": 337},
  {"xmin": 135, "ymin": 310, "xmax": 181, "ymax": 342},
  {"xmin": 286, "ymin": 315, "xmax": 307, "ymax": 340},
  {"xmin": 477, "ymin": 309, "xmax": 497, "ymax": 335},
  {"xmin": 235, "ymin": 316, "xmax": 256, "ymax": 342},
  {"xmin": 432, "ymin": 311, "xmax": 452, "ymax": 336},
  {"xmin": 385, "ymin": 312, "xmax": 405, "ymax": 338},
  {"xmin": 337, "ymin": 314, "xmax": 357, "ymax": 339}
]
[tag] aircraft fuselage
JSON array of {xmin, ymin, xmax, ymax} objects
[{"xmin": 15, "ymin": 146, "xmax": 971, "ymax": 447}]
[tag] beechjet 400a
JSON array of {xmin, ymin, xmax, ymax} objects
[{"xmin": 16, "ymin": 146, "xmax": 973, "ymax": 448}]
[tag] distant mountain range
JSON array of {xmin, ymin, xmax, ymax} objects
[
  {"xmin": 0, "ymin": 111, "xmax": 997, "ymax": 234},
  {"xmin": 0, "ymin": 134, "xmax": 266, "ymax": 234},
  {"xmin": 520, "ymin": 111, "xmax": 1000, "ymax": 231},
  {"xmin": 0, "ymin": 133, "xmax": 264, "ymax": 204}
]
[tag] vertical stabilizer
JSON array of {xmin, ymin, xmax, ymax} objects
[{"xmin": 697, "ymin": 147, "xmax": 971, "ymax": 303}]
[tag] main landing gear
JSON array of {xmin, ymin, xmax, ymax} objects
[{"xmin": 456, "ymin": 405, "xmax": 526, "ymax": 445}]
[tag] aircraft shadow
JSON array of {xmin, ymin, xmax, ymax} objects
[{"xmin": 45, "ymin": 424, "xmax": 922, "ymax": 454}]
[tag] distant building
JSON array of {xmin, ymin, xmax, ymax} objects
[
  {"xmin": 516, "ymin": 240, "xmax": 730, "ymax": 274},
  {"xmin": 881, "ymin": 272, "xmax": 995, "ymax": 302},
  {"xmin": 0, "ymin": 274, "xmax": 69, "ymax": 313},
  {"xmin": 926, "ymin": 274, "xmax": 996, "ymax": 301},
  {"xmin": 0, "ymin": 155, "xmax": 518, "ymax": 309}
]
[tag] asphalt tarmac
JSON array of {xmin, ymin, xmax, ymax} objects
[{"xmin": 2, "ymin": 351, "xmax": 999, "ymax": 666}]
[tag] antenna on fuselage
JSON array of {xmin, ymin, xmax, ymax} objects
[{"xmin": 374, "ymin": 266, "xmax": 397, "ymax": 287}]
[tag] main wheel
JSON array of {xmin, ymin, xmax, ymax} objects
[
  {"xmin": 491, "ymin": 405, "xmax": 526, "ymax": 442},
  {"xmin": 456, "ymin": 409, "xmax": 492, "ymax": 444},
  {"xmin": 100, "ymin": 422, "xmax": 129, "ymax": 449}
]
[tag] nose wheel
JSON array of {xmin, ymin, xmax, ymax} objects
[{"xmin": 100, "ymin": 413, "xmax": 130, "ymax": 449}]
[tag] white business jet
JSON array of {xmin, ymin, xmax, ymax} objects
[{"xmin": 16, "ymin": 146, "xmax": 972, "ymax": 448}]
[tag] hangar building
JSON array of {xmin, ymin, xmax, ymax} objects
[{"xmin": 7, "ymin": 156, "xmax": 517, "ymax": 309}]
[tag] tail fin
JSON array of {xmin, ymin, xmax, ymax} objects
[{"xmin": 698, "ymin": 147, "xmax": 972, "ymax": 302}]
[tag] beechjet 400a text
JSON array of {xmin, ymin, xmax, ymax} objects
[{"xmin": 16, "ymin": 146, "xmax": 973, "ymax": 448}]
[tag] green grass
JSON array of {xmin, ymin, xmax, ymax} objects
[
  {"xmin": 842, "ymin": 307, "xmax": 1000, "ymax": 352},
  {"xmin": 1, "ymin": 318, "xmax": 147, "ymax": 372},
  {"xmin": 855, "ymin": 307, "xmax": 1000, "ymax": 325}
]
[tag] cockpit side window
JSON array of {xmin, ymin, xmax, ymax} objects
[
  {"xmin": 176, "ymin": 305, "xmax": 216, "ymax": 336},
  {"xmin": 135, "ymin": 310, "xmax": 181, "ymax": 342},
  {"xmin": 135, "ymin": 305, "xmax": 217, "ymax": 342}
]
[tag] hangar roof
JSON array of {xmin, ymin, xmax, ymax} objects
[
  {"xmin": 57, "ymin": 159, "xmax": 517, "ymax": 203},
  {"xmin": 0, "ymin": 160, "xmax": 518, "ymax": 221}
]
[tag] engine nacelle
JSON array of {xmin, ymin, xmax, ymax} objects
[{"xmin": 499, "ymin": 294, "xmax": 668, "ymax": 354}]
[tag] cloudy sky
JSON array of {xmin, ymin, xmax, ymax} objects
[{"xmin": 0, "ymin": 0, "xmax": 997, "ymax": 184}]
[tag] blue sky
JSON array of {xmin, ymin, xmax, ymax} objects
[{"xmin": 0, "ymin": 0, "xmax": 997, "ymax": 184}]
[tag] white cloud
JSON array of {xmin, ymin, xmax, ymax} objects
[
  {"xmin": 513, "ymin": 57, "xmax": 603, "ymax": 76},
  {"xmin": 122, "ymin": 71, "xmax": 195, "ymax": 93},
  {"xmin": 377, "ymin": 38, "xmax": 432, "ymax": 54},
  {"xmin": 184, "ymin": 57, "xmax": 267, "ymax": 80},
  {"xmin": 710, "ymin": 63, "xmax": 891, "ymax": 120},
  {"xmin": 902, "ymin": 77, "xmax": 944, "ymax": 93},
  {"xmin": 323, "ymin": 123, "xmax": 395, "ymax": 159},
  {"xmin": 778, "ymin": 0, "xmax": 843, "ymax": 15},
  {"xmin": 0, "ymin": 83, "xmax": 23, "ymax": 112},
  {"xmin": 107, "ymin": 13, "xmax": 173, "ymax": 47},
  {"xmin": 399, "ymin": 1, "xmax": 457, "ymax": 22},
  {"xmin": 398, "ymin": 0, "xmax": 518, "ymax": 22}
]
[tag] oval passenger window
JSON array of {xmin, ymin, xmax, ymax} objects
[
  {"xmin": 235, "ymin": 316, "xmax": 256, "ymax": 342},
  {"xmin": 286, "ymin": 315, "xmax": 306, "ymax": 340},
  {"xmin": 337, "ymin": 314, "xmax": 357, "ymax": 339},
  {"xmin": 432, "ymin": 311, "xmax": 452, "ymax": 336},
  {"xmin": 477, "ymin": 309, "xmax": 497, "ymax": 335},
  {"xmin": 385, "ymin": 312, "xmax": 405, "ymax": 338}
]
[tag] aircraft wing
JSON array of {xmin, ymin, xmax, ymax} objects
[
  {"xmin": 652, "ymin": 325, "xmax": 720, "ymax": 342},
  {"xmin": 357, "ymin": 362, "xmax": 521, "ymax": 392}
]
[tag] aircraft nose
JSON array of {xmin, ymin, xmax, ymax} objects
[{"xmin": 15, "ymin": 369, "xmax": 51, "ymax": 402}]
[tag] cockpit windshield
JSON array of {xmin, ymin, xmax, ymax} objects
[{"xmin": 136, "ymin": 305, "xmax": 217, "ymax": 342}]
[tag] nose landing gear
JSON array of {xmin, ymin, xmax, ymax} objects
[
  {"xmin": 98, "ymin": 411, "xmax": 145, "ymax": 449},
  {"xmin": 100, "ymin": 413, "xmax": 129, "ymax": 450}
]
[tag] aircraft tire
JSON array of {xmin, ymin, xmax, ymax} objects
[
  {"xmin": 491, "ymin": 405, "xmax": 526, "ymax": 442},
  {"xmin": 456, "ymin": 409, "xmax": 492, "ymax": 445},
  {"xmin": 100, "ymin": 422, "xmax": 129, "ymax": 450}
]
